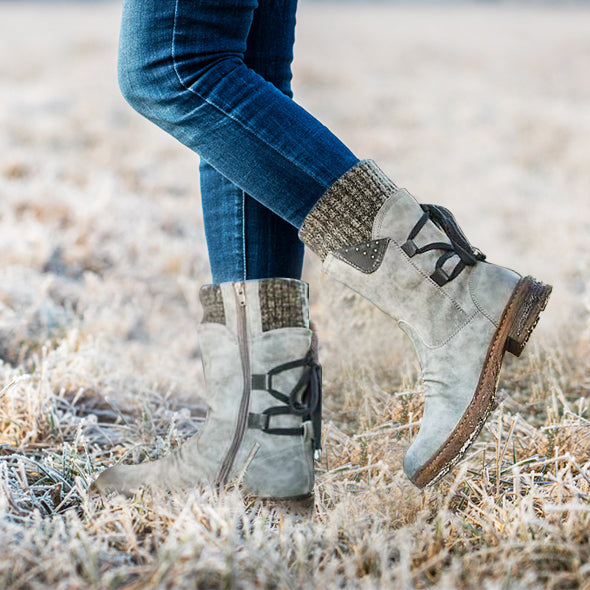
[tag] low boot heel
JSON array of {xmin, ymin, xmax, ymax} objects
[
  {"xmin": 505, "ymin": 276, "xmax": 552, "ymax": 357},
  {"xmin": 255, "ymin": 494, "xmax": 315, "ymax": 517}
]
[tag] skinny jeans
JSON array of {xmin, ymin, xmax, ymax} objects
[{"xmin": 119, "ymin": 0, "xmax": 359, "ymax": 282}]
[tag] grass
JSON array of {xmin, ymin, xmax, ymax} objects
[
  {"xmin": 1, "ymin": 2, "xmax": 590, "ymax": 588},
  {"xmin": 0, "ymin": 298, "xmax": 588, "ymax": 589}
]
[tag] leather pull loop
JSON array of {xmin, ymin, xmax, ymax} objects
[
  {"xmin": 248, "ymin": 413, "xmax": 270, "ymax": 430},
  {"xmin": 309, "ymin": 360, "xmax": 323, "ymax": 460},
  {"xmin": 251, "ymin": 374, "xmax": 268, "ymax": 391},
  {"xmin": 401, "ymin": 239, "xmax": 419, "ymax": 258},
  {"xmin": 248, "ymin": 412, "xmax": 304, "ymax": 437},
  {"xmin": 430, "ymin": 268, "xmax": 450, "ymax": 287}
]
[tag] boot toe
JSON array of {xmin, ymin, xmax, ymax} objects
[
  {"xmin": 91, "ymin": 464, "xmax": 149, "ymax": 497},
  {"xmin": 402, "ymin": 416, "xmax": 461, "ymax": 487},
  {"xmin": 402, "ymin": 443, "xmax": 424, "ymax": 485}
]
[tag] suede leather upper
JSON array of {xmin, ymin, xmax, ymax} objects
[
  {"xmin": 322, "ymin": 186, "xmax": 521, "ymax": 481},
  {"xmin": 94, "ymin": 279, "xmax": 316, "ymax": 498}
]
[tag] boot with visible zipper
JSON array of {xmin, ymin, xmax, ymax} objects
[
  {"xmin": 93, "ymin": 278, "xmax": 321, "ymax": 499},
  {"xmin": 300, "ymin": 160, "xmax": 551, "ymax": 488}
]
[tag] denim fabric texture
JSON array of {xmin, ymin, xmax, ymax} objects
[{"xmin": 118, "ymin": 0, "xmax": 359, "ymax": 281}]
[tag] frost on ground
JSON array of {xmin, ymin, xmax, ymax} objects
[{"xmin": 0, "ymin": 2, "xmax": 589, "ymax": 589}]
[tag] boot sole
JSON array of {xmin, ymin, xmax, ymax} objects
[{"xmin": 411, "ymin": 275, "xmax": 552, "ymax": 489}]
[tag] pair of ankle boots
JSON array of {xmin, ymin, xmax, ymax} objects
[{"xmin": 94, "ymin": 161, "xmax": 551, "ymax": 497}]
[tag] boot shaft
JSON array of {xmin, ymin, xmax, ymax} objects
[
  {"xmin": 198, "ymin": 278, "xmax": 313, "ymax": 419},
  {"xmin": 93, "ymin": 277, "xmax": 320, "ymax": 499},
  {"xmin": 302, "ymin": 160, "xmax": 520, "ymax": 347},
  {"xmin": 198, "ymin": 278, "xmax": 320, "ymax": 497},
  {"xmin": 200, "ymin": 279, "xmax": 309, "ymax": 337}
]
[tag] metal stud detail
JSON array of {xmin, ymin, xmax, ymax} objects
[{"xmin": 333, "ymin": 238, "xmax": 391, "ymax": 274}]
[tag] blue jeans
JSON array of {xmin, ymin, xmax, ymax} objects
[{"xmin": 118, "ymin": 0, "xmax": 359, "ymax": 282}]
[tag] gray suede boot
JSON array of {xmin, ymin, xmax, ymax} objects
[
  {"xmin": 93, "ymin": 278, "xmax": 321, "ymax": 499},
  {"xmin": 300, "ymin": 160, "xmax": 551, "ymax": 488}
]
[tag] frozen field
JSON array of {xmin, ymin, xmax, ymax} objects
[{"xmin": 0, "ymin": 2, "xmax": 589, "ymax": 588}]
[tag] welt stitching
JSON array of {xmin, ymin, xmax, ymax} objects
[{"xmin": 469, "ymin": 272, "xmax": 499, "ymax": 326}]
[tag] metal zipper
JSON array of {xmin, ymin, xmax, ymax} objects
[{"xmin": 217, "ymin": 281, "xmax": 251, "ymax": 486}]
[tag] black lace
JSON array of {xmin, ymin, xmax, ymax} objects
[
  {"xmin": 401, "ymin": 204, "xmax": 486, "ymax": 286},
  {"xmin": 248, "ymin": 350, "xmax": 322, "ymax": 456}
]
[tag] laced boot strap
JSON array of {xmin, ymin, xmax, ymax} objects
[
  {"xmin": 401, "ymin": 204, "xmax": 486, "ymax": 286},
  {"xmin": 247, "ymin": 350, "xmax": 323, "ymax": 461}
]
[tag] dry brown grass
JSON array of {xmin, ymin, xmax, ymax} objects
[{"xmin": 1, "ymin": 2, "xmax": 590, "ymax": 589}]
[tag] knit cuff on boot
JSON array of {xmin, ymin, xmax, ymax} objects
[
  {"xmin": 299, "ymin": 160, "xmax": 398, "ymax": 260},
  {"xmin": 200, "ymin": 279, "xmax": 308, "ymax": 331},
  {"xmin": 259, "ymin": 278, "xmax": 308, "ymax": 331},
  {"xmin": 200, "ymin": 284, "xmax": 225, "ymax": 324}
]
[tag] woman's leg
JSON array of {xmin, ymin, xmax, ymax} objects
[
  {"xmin": 200, "ymin": 0, "xmax": 304, "ymax": 283},
  {"xmin": 94, "ymin": 0, "xmax": 327, "ymax": 500},
  {"xmin": 113, "ymin": 0, "xmax": 551, "ymax": 491},
  {"xmin": 118, "ymin": 0, "xmax": 359, "ymax": 228}
]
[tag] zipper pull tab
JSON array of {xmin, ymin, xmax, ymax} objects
[{"xmin": 234, "ymin": 281, "xmax": 246, "ymax": 307}]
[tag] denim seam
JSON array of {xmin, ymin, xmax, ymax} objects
[
  {"xmin": 240, "ymin": 188, "xmax": 247, "ymax": 280},
  {"xmin": 170, "ymin": 0, "xmax": 331, "ymax": 197}
]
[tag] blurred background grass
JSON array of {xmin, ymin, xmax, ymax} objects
[{"xmin": 0, "ymin": 1, "xmax": 589, "ymax": 588}]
